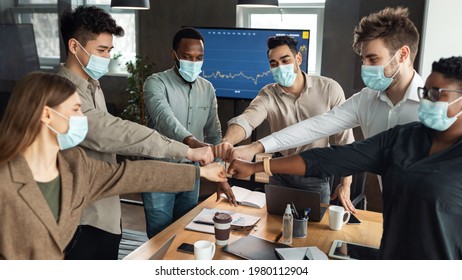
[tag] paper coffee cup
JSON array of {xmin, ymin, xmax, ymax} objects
[{"xmin": 213, "ymin": 212, "xmax": 232, "ymax": 246}]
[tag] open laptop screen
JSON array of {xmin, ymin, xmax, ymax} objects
[{"xmin": 264, "ymin": 184, "xmax": 326, "ymax": 222}]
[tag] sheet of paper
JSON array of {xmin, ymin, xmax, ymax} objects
[{"xmin": 185, "ymin": 208, "xmax": 260, "ymax": 234}]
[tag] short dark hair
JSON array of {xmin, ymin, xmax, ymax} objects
[
  {"xmin": 267, "ymin": 36, "xmax": 298, "ymax": 56},
  {"xmin": 60, "ymin": 5, "xmax": 124, "ymax": 55},
  {"xmin": 432, "ymin": 56, "xmax": 462, "ymax": 87},
  {"xmin": 172, "ymin": 27, "xmax": 204, "ymax": 51},
  {"xmin": 353, "ymin": 7, "xmax": 419, "ymax": 63}
]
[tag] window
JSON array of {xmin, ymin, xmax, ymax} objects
[
  {"xmin": 237, "ymin": 0, "xmax": 325, "ymax": 75},
  {"xmin": 12, "ymin": 0, "xmax": 137, "ymax": 71}
]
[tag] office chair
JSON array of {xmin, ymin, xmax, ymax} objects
[{"xmin": 329, "ymin": 172, "xmax": 367, "ymax": 210}]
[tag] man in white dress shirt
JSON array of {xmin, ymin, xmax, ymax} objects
[{"xmin": 226, "ymin": 7, "xmax": 424, "ymax": 213}]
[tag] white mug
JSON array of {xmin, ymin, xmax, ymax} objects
[
  {"xmin": 328, "ymin": 205, "xmax": 351, "ymax": 231},
  {"xmin": 194, "ymin": 240, "xmax": 216, "ymax": 260}
]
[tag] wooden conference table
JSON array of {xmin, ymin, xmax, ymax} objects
[{"xmin": 124, "ymin": 194, "xmax": 383, "ymax": 260}]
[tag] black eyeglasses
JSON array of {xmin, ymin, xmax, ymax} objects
[{"xmin": 417, "ymin": 87, "xmax": 462, "ymax": 102}]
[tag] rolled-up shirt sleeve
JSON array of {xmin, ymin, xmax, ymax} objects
[
  {"xmin": 260, "ymin": 93, "xmax": 362, "ymax": 153},
  {"xmin": 227, "ymin": 92, "xmax": 270, "ymax": 140}
]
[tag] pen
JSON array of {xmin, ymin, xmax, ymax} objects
[
  {"xmin": 291, "ymin": 202, "xmax": 299, "ymax": 219},
  {"xmin": 274, "ymin": 231, "xmax": 283, "ymax": 242},
  {"xmin": 304, "ymin": 208, "xmax": 311, "ymax": 219},
  {"xmin": 193, "ymin": 220, "xmax": 214, "ymax": 226}
]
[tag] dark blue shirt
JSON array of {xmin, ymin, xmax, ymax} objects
[{"xmin": 300, "ymin": 122, "xmax": 462, "ymax": 259}]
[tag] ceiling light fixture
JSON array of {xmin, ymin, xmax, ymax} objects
[
  {"xmin": 237, "ymin": 0, "xmax": 278, "ymax": 7},
  {"xmin": 111, "ymin": 0, "xmax": 150, "ymax": 10}
]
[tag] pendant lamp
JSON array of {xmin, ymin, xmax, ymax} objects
[
  {"xmin": 237, "ymin": 0, "xmax": 278, "ymax": 6},
  {"xmin": 111, "ymin": 0, "xmax": 150, "ymax": 10}
]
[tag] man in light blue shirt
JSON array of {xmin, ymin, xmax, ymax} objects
[{"xmin": 142, "ymin": 27, "xmax": 236, "ymax": 238}]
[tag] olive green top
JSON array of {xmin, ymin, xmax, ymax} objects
[{"xmin": 36, "ymin": 176, "xmax": 61, "ymax": 222}]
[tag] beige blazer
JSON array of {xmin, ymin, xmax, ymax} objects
[
  {"xmin": 0, "ymin": 147, "xmax": 196, "ymax": 260},
  {"xmin": 57, "ymin": 64, "xmax": 190, "ymax": 234}
]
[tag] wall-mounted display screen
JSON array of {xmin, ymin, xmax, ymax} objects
[{"xmin": 195, "ymin": 27, "xmax": 310, "ymax": 100}]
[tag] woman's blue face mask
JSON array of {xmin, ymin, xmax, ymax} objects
[{"xmin": 46, "ymin": 108, "xmax": 88, "ymax": 150}]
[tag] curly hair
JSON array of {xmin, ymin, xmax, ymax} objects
[
  {"xmin": 60, "ymin": 5, "xmax": 124, "ymax": 55},
  {"xmin": 432, "ymin": 56, "xmax": 462, "ymax": 86},
  {"xmin": 352, "ymin": 7, "xmax": 419, "ymax": 62},
  {"xmin": 267, "ymin": 36, "xmax": 299, "ymax": 56}
]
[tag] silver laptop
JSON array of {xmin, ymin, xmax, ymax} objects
[
  {"xmin": 148, "ymin": 234, "xmax": 176, "ymax": 260},
  {"xmin": 264, "ymin": 184, "xmax": 326, "ymax": 222}
]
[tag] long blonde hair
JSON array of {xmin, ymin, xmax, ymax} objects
[{"xmin": 0, "ymin": 72, "xmax": 76, "ymax": 166}]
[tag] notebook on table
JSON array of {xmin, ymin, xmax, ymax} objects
[{"xmin": 264, "ymin": 184, "xmax": 326, "ymax": 222}]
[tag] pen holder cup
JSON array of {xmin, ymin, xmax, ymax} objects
[{"xmin": 293, "ymin": 218, "xmax": 308, "ymax": 238}]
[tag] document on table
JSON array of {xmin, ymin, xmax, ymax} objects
[{"xmin": 185, "ymin": 208, "xmax": 260, "ymax": 234}]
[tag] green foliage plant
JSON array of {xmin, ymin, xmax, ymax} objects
[{"xmin": 119, "ymin": 56, "xmax": 155, "ymax": 126}]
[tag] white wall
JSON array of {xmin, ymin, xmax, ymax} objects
[{"xmin": 420, "ymin": 0, "xmax": 462, "ymax": 80}]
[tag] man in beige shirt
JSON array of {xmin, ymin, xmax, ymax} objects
[{"xmin": 215, "ymin": 36, "xmax": 354, "ymax": 203}]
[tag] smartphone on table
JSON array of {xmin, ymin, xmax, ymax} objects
[
  {"xmin": 347, "ymin": 213, "xmax": 361, "ymax": 224},
  {"xmin": 177, "ymin": 243, "xmax": 194, "ymax": 254}
]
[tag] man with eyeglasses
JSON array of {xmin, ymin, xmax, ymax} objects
[
  {"xmin": 223, "ymin": 7, "xmax": 424, "ymax": 213},
  {"xmin": 227, "ymin": 56, "xmax": 462, "ymax": 259},
  {"xmin": 417, "ymin": 85, "xmax": 462, "ymax": 132}
]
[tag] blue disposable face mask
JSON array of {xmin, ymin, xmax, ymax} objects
[
  {"xmin": 418, "ymin": 97, "xmax": 462, "ymax": 131},
  {"xmin": 271, "ymin": 63, "xmax": 297, "ymax": 87},
  {"xmin": 75, "ymin": 41, "xmax": 110, "ymax": 80},
  {"xmin": 361, "ymin": 51, "xmax": 401, "ymax": 91},
  {"xmin": 174, "ymin": 52, "xmax": 203, "ymax": 82},
  {"xmin": 46, "ymin": 108, "xmax": 88, "ymax": 150}
]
